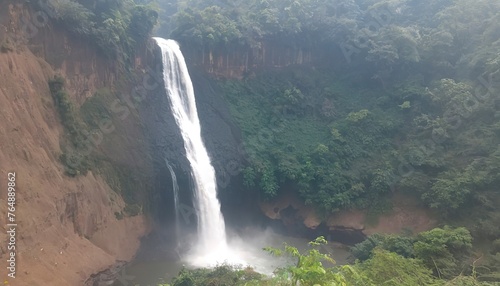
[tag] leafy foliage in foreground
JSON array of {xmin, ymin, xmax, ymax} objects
[
  {"xmin": 167, "ymin": 235, "xmax": 498, "ymax": 286},
  {"xmin": 264, "ymin": 236, "xmax": 348, "ymax": 285}
]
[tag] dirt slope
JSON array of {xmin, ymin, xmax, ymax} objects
[{"xmin": 0, "ymin": 3, "xmax": 150, "ymax": 285}]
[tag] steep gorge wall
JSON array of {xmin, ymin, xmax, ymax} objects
[
  {"xmin": 0, "ymin": 2, "xmax": 153, "ymax": 285},
  {"xmin": 260, "ymin": 191, "xmax": 437, "ymax": 244},
  {"xmin": 181, "ymin": 39, "xmax": 336, "ymax": 79}
]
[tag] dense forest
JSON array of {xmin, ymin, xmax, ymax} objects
[
  {"xmin": 161, "ymin": 0, "xmax": 500, "ymax": 284},
  {"xmin": 165, "ymin": 0, "xmax": 500, "ymax": 230},
  {"xmin": 181, "ymin": 0, "xmax": 498, "ymax": 207},
  {"xmin": 24, "ymin": 0, "xmax": 500, "ymax": 285}
]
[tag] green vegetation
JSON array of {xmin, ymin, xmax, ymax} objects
[
  {"xmin": 0, "ymin": 38, "xmax": 14, "ymax": 53},
  {"xmin": 165, "ymin": 235, "xmax": 498, "ymax": 286},
  {"xmin": 264, "ymin": 236, "xmax": 349, "ymax": 285},
  {"xmin": 114, "ymin": 211, "xmax": 124, "ymax": 220},
  {"xmin": 357, "ymin": 248, "xmax": 438, "ymax": 286},
  {"xmin": 170, "ymin": 0, "xmax": 341, "ymax": 50},
  {"xmin": 221, "ymin": 69, "xmax": 404, "ymax": 212},
  {"xmin": 48, "ymin": 76, "xmax": 92, "ymax": 176},
  {"xmin": 166, "ymin": 0, "xmax": 500, "ymax": 234},
  {"xmin": 33, "ymin": 0, "xmax": 158, "ymax": 63},
  {"xmin": 171, "ymin": 265, "xmax": 263, "ymax": 286},
  {"xmin": 351, "ymin": 226, "xmax": 473, "ymax": 278},
  {"xmin": 166, "ymin": 0, "xmax": 500, "ymax": 79}
]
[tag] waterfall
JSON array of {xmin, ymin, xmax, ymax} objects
[
  {"xmin": 154, "ymin": 38, "xmax": 236, "ymax": 265},
  {"xmin": 165, "ymin": 160, "xmax": 181, "ymax": 244}
]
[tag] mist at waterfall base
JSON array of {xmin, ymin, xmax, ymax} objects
[
  {"xmin": 154, "ymin": 37, "xmax": 291, "ymax": 274},
  {"xmin": 127, "ymin": 227, "xmax": 349, "ymax": 284}
]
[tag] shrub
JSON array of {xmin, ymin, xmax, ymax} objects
[
  {"xmin": 492, "ymin": 239, "xmax": 500, "ymax": 254},
  {"xmin": 123, "ymin": 204, "xmax": 141, "ymax": 217},
  {"xmin": 414, "ymin": 226, "xmax": 473, "ymax": 278},
  {"xmin": 51, "ymin": 0, "xmax": 95, "ymax": 35},
  {"xmin": 1, "ymin": 40, "xmax": 14, "ymax": 53},
  {"xmin": 351, "ymin": 233, "xmax": 415, "ymax": 261},
  {"xmin": 358, "ymin": 248, "xmax": 437, "ymax": 286},
  {"xmin": 48, "ymin": 76, "xmax": 90, "ymax": 176},
  {"xmin": 264, "ymin": 236, "xmax": 349, "ymax": 286},
  {"xmin": 171, "ymin": 264, "xmax": 262, "ymax": 286}
]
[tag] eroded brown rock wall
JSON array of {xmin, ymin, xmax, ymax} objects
[
  {"xmin": 181, "ymin": 40, "xmax": 322, "ymax": 79},
  {"xmin": 260, "ymin": 191, "xmax": 437, "ymax": 242},
  {"xmin": 0, "ymin": 2, "xmax": 150, "ymax": 285}
]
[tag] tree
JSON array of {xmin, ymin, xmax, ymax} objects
[
  {"xmin": 50, "ymin": 0, "xmax": 96, "ymax": 35},
  {"xmin": 421, "ymin": 170, "xmax": 471, "ymax": 212},
  {"xmin": 358, "ymin": 248, "xmax": 438, "ymax": 286},
  {"xmin": 414, "ymin": 226, "xmax": 473, "ymax": 278},
  {"xmin": 351, "ymin": 233, "xmax": 415, "ymax": 261},
  {"xmin": 264, "ymin": 236, "xmax": 351, "ymax": 286},
  {"xmin": 128, "ymin": 5, "xmax": 159, "ymax": 43}
]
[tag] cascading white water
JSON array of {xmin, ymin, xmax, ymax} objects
[
  {"xmin": 165, "ymin": 159, "xmax": 181, "ymax": 244},
  {"xmin": 154, "ymin": 38, "xmax": 238, "ymax": 266}
]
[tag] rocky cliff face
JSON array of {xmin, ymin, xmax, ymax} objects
[
  {"xmin": 260, "ymin": 191, "xmax": 437, "ymax": 244},
  {"xmin": 180, "ymin": 39, "xmax": 336, "ymax": 79},
  {"xmin": 0, "ymin": 2, "xmax": 152, "ymax": 285}
]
